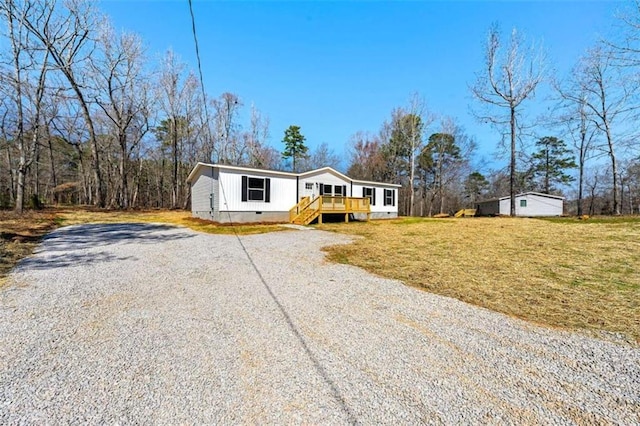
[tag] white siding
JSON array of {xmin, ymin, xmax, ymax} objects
[
  {"xmin": 219, "ymin": 169, "xmax": 297, "ymax": 212},
  {"xmin": 498, "ymin": 198, "xmax": 510, "ymax": 215},
  {"xmin": 498, "ymin": 194, "xmax": 563, "ymax": 216},
  {"xmin": 352, "ymin": 183, "xmax": 398, "ymax": 214},
  {"xmin": 191, "ymin": 167, "xmax": 216, "ymax": 216},
  {"xmin": 299, "ymin": 171, "xmax": 350, "ymax": 199}
]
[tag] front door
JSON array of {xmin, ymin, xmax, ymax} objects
[{"xmin": 303, "ymin": 182, "xmax": 315, "ymax": 199}]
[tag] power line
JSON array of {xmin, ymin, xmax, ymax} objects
[
  {"xmin": 185, "ymin": 4, "xmax": 354, "ymax": 416},
  {"xmin": 188, "ymin": 0, "xmax": 211, "ymax": 148}
]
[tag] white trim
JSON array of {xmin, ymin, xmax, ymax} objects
[
  {"xmin": 480, "ymin": 192, "xmax": 565, "ymax": 203},
  {"xmin": 187, "ymin": 163, "xmax": 402, "ymax": 187},
  {"xmin": 187, "ymin": 162, "xmax": 298, "ymax": 183},
  {"xmin": 352, "ymin": 178, "xmax": 402, "ymax": 188}
]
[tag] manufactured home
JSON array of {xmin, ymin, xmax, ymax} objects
[
  {"xmin": 476, "ymin": 192, "xmax": 564, "ymax": 217},
  {"xmin": 186, "ymin": 163, "xmax": 401, "ymax": 224}
]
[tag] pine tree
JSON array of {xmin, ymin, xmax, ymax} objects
[
  {"xmin": 282, "ymin": 125, "xmax": 308, "ymax": 172},
  {"xmin": 530, "ymin": 136, "xmax": 577, "ymax": 194}
]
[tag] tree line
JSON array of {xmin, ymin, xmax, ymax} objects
[
  {"xmin": 2, "ymin": 0, "xmax": 640, "ymax": 216},
  {"xmin": 347, "ymin": 5, "xmax": 640, "ymax": 216}
]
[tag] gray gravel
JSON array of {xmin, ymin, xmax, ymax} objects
[{"xmin": 1, "ymin": 223, "xmax": 639, "ymax": 424}]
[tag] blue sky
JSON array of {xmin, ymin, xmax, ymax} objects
[{"xmin": 101, "ymin": 0, "xmax": 624, "ymax": 171}]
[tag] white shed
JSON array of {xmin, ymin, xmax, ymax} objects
[
  {"xmin": 186, "ymin": 163, "xmax": 401, "ymax": 223},
  {"xmin": 476, "ymin": 192, "xmax": 564, "ymax": 217}
]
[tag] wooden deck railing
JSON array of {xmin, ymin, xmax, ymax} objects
[
  {"xmin": 290, "ymin": 196, "xmax": 371, "ymax": 224},
  {"xmin": 289, "ymin": 196, "xmax": 311, "ymax": 223}
]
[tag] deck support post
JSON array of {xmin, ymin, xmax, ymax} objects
[
  {"xmin": 318, "ymin": 214, "xmax": 323, "ymax": 224},
  {"xmin": 366, "ymin": 212, "xmax": 370, "ymax": 222},
  {"xmin": 345, "ymin": 213, "xmax": 349, "ymax": 223}
]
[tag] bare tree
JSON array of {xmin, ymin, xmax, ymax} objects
[
  {"xmin": 20, "ymin": 0, "xmax": 107, "ymax": 207},
  {"xmin": 298, "ymin": 142, "xmax": 342, "ymax": 171},
  {"xmin": 49, "ymin": 95, "xmax": 92, "ymax": 204},
  {"xmin": 471, "ymin": 25, "xmax": 545, "ymax": 216},
  {"xmin": 213, "ymin": 92, "xmax": 243, "ymax": 164},
  {"xmin": 0, "ymin": 0, "xmax": 51, "ymax": 212},
  {"xmin": 156, "ymin": 49, "xmax": 198, "ymax": 208},
  {"xmin": 557, "ymin": 46, "xmax": 635, "ymax": 215},
  {"xmin": 92, "ymin": 24, "xmax": 150, "ymax": 208},
  {"xmin": 382, "ymin": 95, "xmax": 433, "ymax": 216},
  {"xmin": 553, "ymin": 92, "xmax": 598, "ymax": 216},
  {"xmin": 346, "ymin": 131, "xmax": 387, "ymax": 182},
  {"xmin": 244, "ymin": 103, "xmax": 272, "ymax": 168}
]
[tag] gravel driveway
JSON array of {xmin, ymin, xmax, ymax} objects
[{"xmin": 1, "ymin": 223, "xmax": 638, "ymax": 424}]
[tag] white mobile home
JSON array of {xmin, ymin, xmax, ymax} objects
[
  {"xmin": 476, "ymin": 192, "xmax": 564, "ymax": 217},
  {"xmin": 186, "ymin": 163, "xmax": 401, "ymax": 224}
]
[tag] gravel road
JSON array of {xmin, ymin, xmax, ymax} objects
[{"xmin": 1, "ymin": 223, "xmax": 638, "ymax": 424}]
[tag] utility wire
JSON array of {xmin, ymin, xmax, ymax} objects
[
  {"xmin": 186, "ymin": 3, "xmax": 355, "ymax": 418},
  {"xmin": 188, "ymin": 0, "xmax": 212, "ymax": 145}
]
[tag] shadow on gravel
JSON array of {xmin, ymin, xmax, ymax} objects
[
  {"xmin": 40, "ymin": 223, "xmax": 194, "ymax": 252},
  {"xmin": 236, "ymin": 237, "xmax": 359, "ymax": 423},
  {"xmin": 19, "ymin": 251, "xmax": 134, "ymax": 271}
]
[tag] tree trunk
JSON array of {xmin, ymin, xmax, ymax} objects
[
  {"xmin": 6, "ymin": 147, "xmax": 15, "ymax": 205},
  {"xmin": 15, "ymin": 163, "xmax": 26, "ymax": 213},
  {"xmin": 119, "ymin": 134, "xmax": 128, "ymax": 209},
  {"xmin": 544, "ymin": 145, "xmax": 550, "ymax": 193},
  {"xmin": 605, "ymin": 126, "xmax": 620, "ymax": 215},
  {"xmin": 47, "ymin": 126, "xmax": 58, "ymax": 204},
  {"xmin": 577, "ymin": 163, "xmax": 584, "ymax": 216},
  {"xmin": 510, "ymin": 106, "xmax": 516, "ymax": 216},
  {"xmin": 409, "ymin": 148, "xmax": 415, "ymax": 217},
  {"xmin": 33, "ymin": 133, "xmax": 40, "ymax": 202},
  {"xmin": 172, "ymin": 117, "xmax": 178, "ymax": 209},
  {"xmin": 7, "ymin": 3, "xmax": 26, "ymax": 214}
]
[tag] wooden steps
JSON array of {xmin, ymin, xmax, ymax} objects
[
  {"xmin": 454, "ymin": 209, "xmax": 477, "ymax": 218},
  {"xmin": 289, "ymin": 196, "xmax": 370, "ymax": 225}
]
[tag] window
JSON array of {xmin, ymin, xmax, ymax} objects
[
  {"xmin": 362, "ymin": 187, "xmax": 375, "ymax": 205},
  {"xmin": 241, "ymin": 176, "xmax": 271, "ymax": 202},
  {"xmin": 248, "ymin": 177, "xmax": 264, "ymax": 201},
  {"xmin": 305, "ymin": 182, "xmax": 313, "ymax": 190},
  {"xmin": 520, "ymin": 199, "xmax": 527, "ymax": 207},
  {"xmin": 384, "ymin": 189, "xmax": 395, "ymax": 206},
  {"xmin": 334, "ymin": 185, "xmax": 343, "ymax": 196}
]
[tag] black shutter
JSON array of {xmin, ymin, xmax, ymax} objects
[
  {"xmin": 362, "ymin": 187, "xmax": 365, "ymax": 197},
  {"xmin": 241, "ymin": 176, "xmax": 248, "ymax": 202},
  {"xmin": 343, "ymin": 185, "xmax": 347, "ymax": 197},
  {"xmin": 372, "ymin": 188, "xmax": 376, "ymax": 206},
  {"xmin": 319, "ymin": 184, "xmax": 324, "ymax": 195},
  {"xmin": 265, "ymin": 178, "xmax": 271, "ymax": 202},
  {"xmin": 383, "ymin": 189, "xmax": 388, "ymax": 206},
  {"xmin": 392, "ymin": 189, "xmax": 396, "ymax": 206}
]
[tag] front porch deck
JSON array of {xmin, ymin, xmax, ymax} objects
[{"xmin": 289, "ymin": 196, "xmax": 371, "ymax": 225}]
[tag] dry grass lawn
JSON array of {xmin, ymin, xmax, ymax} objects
[
  {"xmin": 0, "ymin": 210, "xmax": 61, "ymax": 287},
  {"xmin": 0, "ymin": 207, "xmax": 285, "ymax": 286},
  {"xmin": 319, "ymin": 217, "xmax": 640, "ymax": 343}
]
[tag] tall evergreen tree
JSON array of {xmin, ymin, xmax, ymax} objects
[
  {"xmin": 420, "ymin": 133, "xmax": 461, "ymax": 214},
  {"xmin": 530, "ymin": 136, "xmax": 577, "ymax": 194},
  {"xmin": 463, "ymin": 171, "xmax": 489, "ymax": 206},
  {"xmin": 281, "ymin": 125, "xmax": 308, "ymax": 172}
]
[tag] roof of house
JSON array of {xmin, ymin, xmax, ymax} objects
[
  {"xmin": 477, "ymin": 191, "xmax": 565, "ymax": 204},
  {"xmin": 186, "ymin": 162, "xmax": 402, "ymax": 187}
]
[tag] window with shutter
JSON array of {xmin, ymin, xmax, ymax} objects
[
  {"xmin": 363, "ymin": 187, "xmax": 375, "ymax": 205},
  {"xmin": 242, "ymin": 176, "xmax": 271, "ymax": 202},
  {"xmin": 384, "ymin": 189, "xmax": 394, "ymax": 206}
]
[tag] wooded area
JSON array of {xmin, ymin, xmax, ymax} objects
[{"xmin": 1, "ymin": 0, "xmax": 639, "ymax": 216}]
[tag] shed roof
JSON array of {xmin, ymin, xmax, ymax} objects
[{"xmin": 478, "ymin": 192, "xmax": 565, "ymax": 204}]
